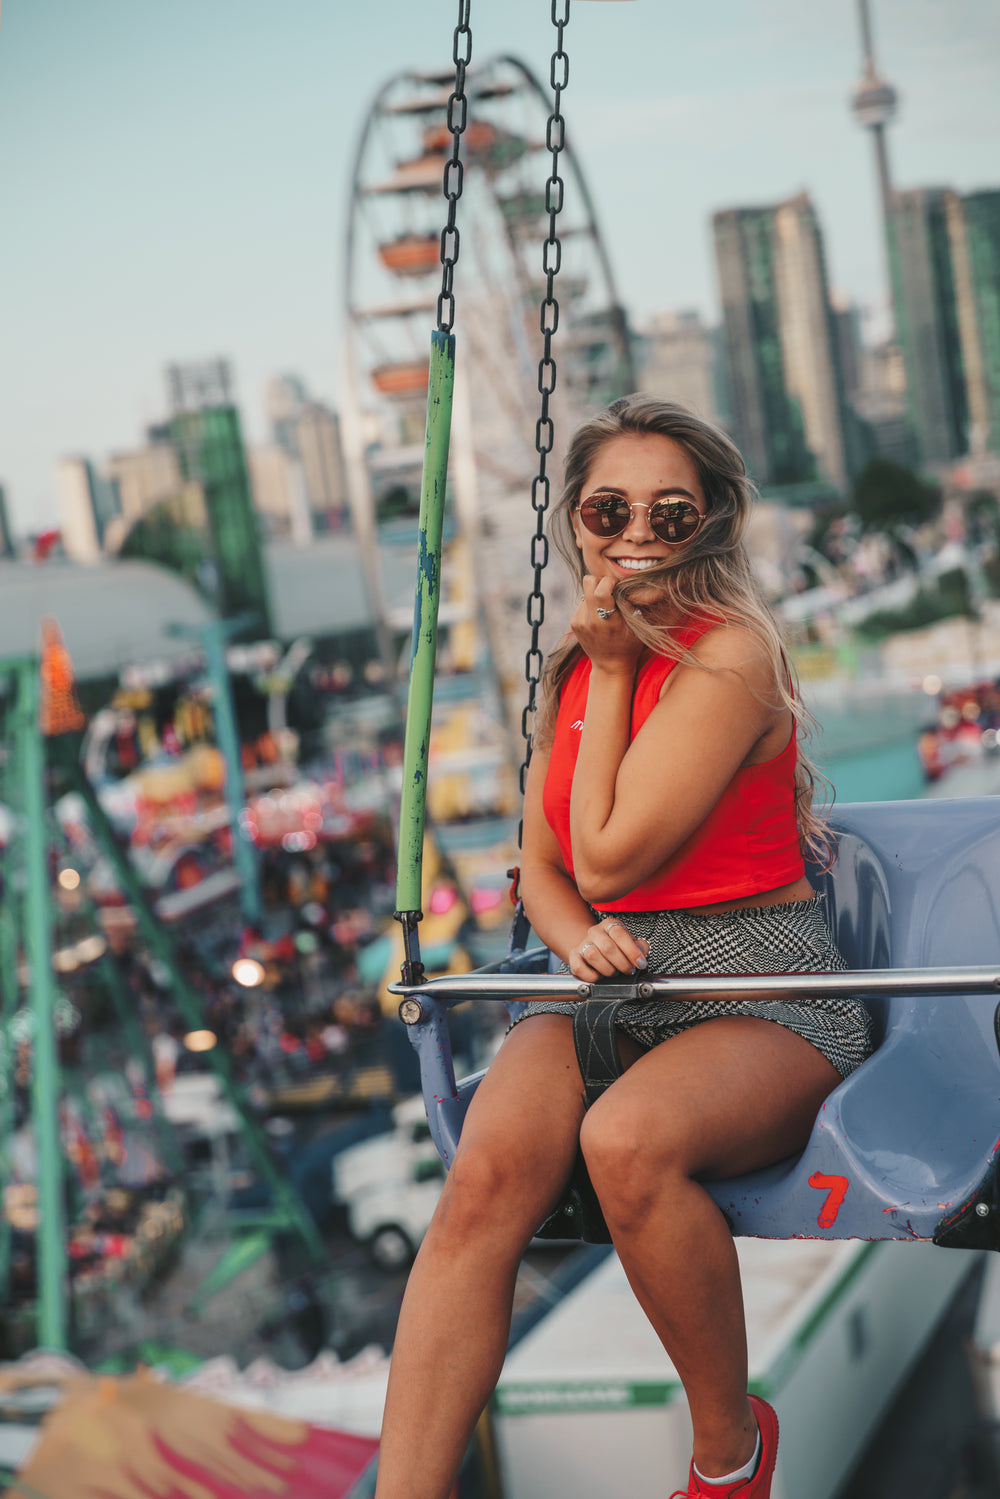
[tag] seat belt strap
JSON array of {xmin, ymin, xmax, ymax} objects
[{"xmin": 573, "ymin": 998, "xmax": 627, "ymax": 1108}]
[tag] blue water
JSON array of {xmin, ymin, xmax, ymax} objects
[{"xmin": 821, "ymin": 737, "xmax": 927, "ymax": 804}]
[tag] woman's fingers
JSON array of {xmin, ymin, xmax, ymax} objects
[
  {"xmin": 572, "ymin": 923, "xmax": 651, "ymax": 978},
  {"xmin": 572, "ymin": 577, "xmax": 643, "ymax": 672},
  {"xmin": 572, "ymin": 939, "xmax": 607, "ymax": 977},
  {"xmin": 581, "ymin": 575, "xmax": 618, "ymax": 622},
  {"xmin": 600, "ymin": 919, "xmax": 650, "ymax": 971}
]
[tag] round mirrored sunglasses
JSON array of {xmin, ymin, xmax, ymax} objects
[{"xmin": 578, "ymin": 494, "xmax": 705, "ymax": 546}]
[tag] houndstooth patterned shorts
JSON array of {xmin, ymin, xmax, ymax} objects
[{"xmin": 510, "ymin": 895, "xmax": 874, "ymax": 1096}]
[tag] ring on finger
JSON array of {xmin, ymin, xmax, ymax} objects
[
  {"xmin": 596, "ymin": 607, "xmax": 615, "ymax": 621},
  {"xmin": 604, "ymin": 920, "xmax": 623, "ymax": 934},
  {"xmin": 580, "ymin": 941, "xmax": 594, "ymax": 955}
]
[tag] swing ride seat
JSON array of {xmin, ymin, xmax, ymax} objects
[
  {"xmin": 398, "ymin": 796, "xmax": 1000, "ymax": 1252},
  {"xmin": 382, "ymin": 0, "xmax": 1000, "ymax": 1254}
]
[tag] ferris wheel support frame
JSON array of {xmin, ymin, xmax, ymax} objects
[{"xmin": 491, "ymin": 51, "xmax": 636, "ymax": 396}]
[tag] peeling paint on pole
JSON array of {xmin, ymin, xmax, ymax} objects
[{"xmin": 396, "ymin": 330, "xmax": 455, "ymax": 915}]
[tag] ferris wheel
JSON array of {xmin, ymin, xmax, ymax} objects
[{"xmin": 341, "ymin": 55, "xmax": 635, "ymax": 726}]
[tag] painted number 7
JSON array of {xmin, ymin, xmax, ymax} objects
[{"xmin": 808, "ymin": 1171, "xmax": 849, "ymax": 1229}]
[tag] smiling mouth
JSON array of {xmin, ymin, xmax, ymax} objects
[{"xmin": 609, "ymin": 557, "xmax": 663, "ymax": 571}]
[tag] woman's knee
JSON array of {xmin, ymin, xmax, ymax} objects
[
  {"xmin": 580, "ymin": 1096, "xmax": 691, "ymax": 1225},
  {"xmin": 431, "ymin": 1137, "xmax": 540, "ymax": 1246}
]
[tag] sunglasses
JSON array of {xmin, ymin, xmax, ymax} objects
[{"xmin": 577, "ymin": 493, "xmax": 706, "ymax": 546}]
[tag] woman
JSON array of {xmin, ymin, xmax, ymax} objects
[{"xmin": 374, "ymin": 396, "xmax": 874, "ymax": 1499}]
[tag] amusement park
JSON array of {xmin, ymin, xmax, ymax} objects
[{"xmin": 1, "ymin": 0, "xmax": 1000, "ymax": 1496}]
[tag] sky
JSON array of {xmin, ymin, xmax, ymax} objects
[{"xmin": 1, "ymin": 0, "xmax": 998, "ymax": 533}]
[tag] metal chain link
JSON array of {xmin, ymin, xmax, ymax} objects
[
  {"xmin": 518, "ymin": 0, "xmax": 570, "ymax": 834},
  {"xmin": 436, "ymin": 0, "xmax": 472, "ymax": 333}
]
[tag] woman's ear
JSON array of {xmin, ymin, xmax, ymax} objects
[{"xmin": 569, "ymin": 506, "xmax": 584, "ymax": 552}]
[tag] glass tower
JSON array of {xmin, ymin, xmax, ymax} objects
[
  {"xmin": 888, "ymin": 188, "xmax": 968, "ymax": 466},
  {"xmin": 714, "ymin": 201, "xmax": 849, "ymax": 490},
  {"xmin": 946, "ymin": 190, "xmax": 1000, "ymax": 457}
]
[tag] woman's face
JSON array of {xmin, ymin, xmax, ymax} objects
[{"xmin": 570, "ymin": 432, "xmax": 707, "ymax": 596}]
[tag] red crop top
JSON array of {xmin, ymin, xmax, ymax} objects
[{"xmin": 542, "ymin": 625, "xmax": 806, "ymax": 911}]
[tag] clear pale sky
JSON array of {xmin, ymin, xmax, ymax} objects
[{"xmin": 1, "ymin": 0, "xmax": 997, "ymax": 532}]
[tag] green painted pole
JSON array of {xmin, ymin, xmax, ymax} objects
[
  {"xmin": 395, "ymin": 330, "xmax": 456, "ymax": 917},
  {"xmin": 0, "ymin": 669, "xmax": 24, "ymax": 1300},
  {"xmin": 59, "ymin": 753, "xmax": 324, "ymax": 1266},
  {"xmin": 200, "ymin": 623, "xmax": 263, "ymax": 928},
  {"xmin": 49, "ymin": 810, "xmax": 185, "ymax": 1180},
  {"xmin": 16, "ymin": 661, "xmax": 69, "ymax": 1348}
]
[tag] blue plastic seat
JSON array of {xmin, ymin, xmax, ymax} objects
[
  {"xmin": 707, "ymin": 797, "xmax": 1000, "ymax": 1247},
  {"xmin": 406, "ymin": 798, "xmax": 1000, "ymax": 1249}
]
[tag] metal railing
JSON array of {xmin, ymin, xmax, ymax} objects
[{"xmin": 391, "ymin": 961, "xmax": 1000, "ymax": 1022}]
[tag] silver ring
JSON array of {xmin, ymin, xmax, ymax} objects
[
  {"xmin": 580, "ymin": 941, "xmax": 593, "ymax": 954},
  {"xmin": 604, "ymin": 921, "xmax": 622, "ymax": 933},
  {"xmin": 596, "ymin": 607, "xmax": 615, "ymax": 620}
]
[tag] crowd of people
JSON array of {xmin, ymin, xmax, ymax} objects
[{"xmin": 917, "ymin": 678, "xmax": 1000, "ymax": 780}]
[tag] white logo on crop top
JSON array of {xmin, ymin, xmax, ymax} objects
[{"xmin": 570, "ymin": 720, "xmax": 584, "ymax": 731}]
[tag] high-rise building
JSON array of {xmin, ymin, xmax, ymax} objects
[
  {"xmin": 297, "ymin": 403, "xmax": 348, "ymax": 530},
  {"xmin": 714, "ymin": 207, "xmax": 810, "ymax": 486},
  {"xmin": 890, "ymin": 187, "xmax": 968, "ymax": 466},
  {"xmin": 638, "ymin": 311, "xmax": 721, "ymax": 424},
  {"xmin": 103, "ymin": 440, "xmax": 182, "ymax": 525},
  {"xmin": 849, "ymin": 1, "xmax": 995, "ymax": 469},
  {"xmin": 55, "ymin": 458, "xmax": 121, "ymax": 563},
  {"xmin": 830, "ymin": 295, "xmax": 864, "ymax": 407},
  {"xmin": 247, "ymin": 444, "xmax": 313, "ymax": 544},
  {"xmin": 946, "ymin": 189, "xmax": 1000, "ymax": 457},
  {"xmin": 262, "ymin": 377, "xmax": 348, "ymax": 535},
  {"xmin": 713, "ymin": 196, "xmax": 850, "ymax": 490},
  {"xmin": 772, "ymin": 194, "xmax": 852, "ymax": 491}
]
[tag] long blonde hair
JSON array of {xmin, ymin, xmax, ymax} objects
[{"xmin": 535, "ymin": 394, "xmax": 833, "ymax": 865}]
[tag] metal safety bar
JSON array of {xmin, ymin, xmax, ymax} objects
[{"xmin": 391, "ymin": 962, "xmax": 1000, "ymax": 1020}]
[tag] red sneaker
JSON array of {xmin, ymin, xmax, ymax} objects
[{"xmin": 670, "ymin": 1396, "xmax": 779, "ymax": 1498}]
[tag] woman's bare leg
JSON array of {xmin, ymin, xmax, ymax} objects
[
  {"xmin": 375, "ymin": 1015, "xmax": 585, "ymax": 1499},
  {"xmin": 580, "ymin": 1017, "xmax": 839, "ymax": 1479}
]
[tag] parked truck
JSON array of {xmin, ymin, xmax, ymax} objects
[{"xmin": 332, "ymin": 1095, "xmax": 445, "ymax": 1271}]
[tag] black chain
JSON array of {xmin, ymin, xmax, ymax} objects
[
  {"xmin": 436, "ymin": 0, "xmax": 472, "ymax": 334},
  {"xmin": 518, "ymin": 0, "xmax": 570, "ymax": 827}
]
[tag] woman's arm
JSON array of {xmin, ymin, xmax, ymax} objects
[
  {"xmin": 569, "ymin": 582, "xmax": 785, "ymax": 905},
  {"xmin": 520, "ymin": 743, "xmax": 649, "ymax": 978}
]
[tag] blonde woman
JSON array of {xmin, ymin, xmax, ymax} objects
[{"xmin": 375, "ymin": 397, "xmax": 873, "ymax": 1499}]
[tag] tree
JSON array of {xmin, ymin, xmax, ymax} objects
[{"xmin": 850, "ymin": 459, "xmax": 940, "ymax": 534}]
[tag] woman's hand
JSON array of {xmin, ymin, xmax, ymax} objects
[
  {"xmin": 568, "ymin": 916, "xmax": 651, "ymax": 980},
  {"xmin": 570, "ymin": 576, "xmax": 644, "ymax": 677}
]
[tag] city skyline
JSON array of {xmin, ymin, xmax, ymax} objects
[{"xmin": 1, "ymin": 0, "xmax": 998, "ymax": 531}]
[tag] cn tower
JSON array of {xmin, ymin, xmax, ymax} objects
[{"xmin": 850, "ymin": 0, "xmax": 899, "ymax": 315}]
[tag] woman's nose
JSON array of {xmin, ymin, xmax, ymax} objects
[{"xmin": 622, "ymin": 503, "xmax": 656, "ymax": 541}]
